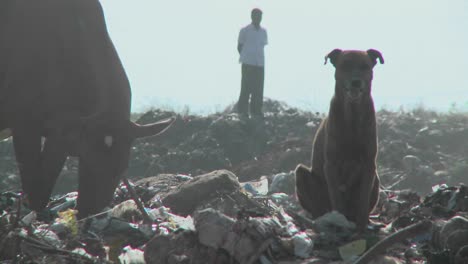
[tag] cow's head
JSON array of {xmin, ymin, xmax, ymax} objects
[
  {"xmin": 72, "ymin": 116, "xmax": 175, "ymax": 217},
  {"xmin": 325, "ymin": 49, "xmax": 384, "ymax": 104}
]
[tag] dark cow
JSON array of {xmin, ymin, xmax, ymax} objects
[
  {"xmin": 295, "ymin": 49, "xmax": 384, "ymax": 231},
  {"xmin": 0, "ymin": 0, "xmax": 174, "ymax": 217}
]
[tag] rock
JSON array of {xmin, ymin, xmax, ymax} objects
[
  {"xmin": 167, "ymin": 254, "xmax": 190, "ymax": 264},
  {"xmin": 270, "ymin": 171, "xmax": 296, "ymax": 195},
  {"xmin": 111, "ymin": 199, "xmax": 142, "ymax": 222},
  {"xmin": 194, "ymin": 208, "xmax": 285, "ymax": 264},
  {"xmin": 87, "ymin": 216, "xmax": 152, "ymax": 247},
  {"xmin": 0, "ymin": 229, "xmax": 27, "ymax": 259},
  {"xmin": 402, "ymin": 155, "xmax": 422, "ymax": 172},
  {"xmin": 162, "ymin": 170, "xmax": 240, "ymax": 216},
  {"xmin": 313, "ymin": 211, "xmax": 356, "ymax": 245},
  {"xmin": 144, "ymin": 234, "xmax": 177, "ymax": 264},
  {"xmin": 381, "ymin": 200, "xmax": 403, "ymax": 223},
  {"xmin": 292, "ymin": 232, "xmax": 314, "ymax": 258},
  {"xmin": 133, "ymin": 174, "xmax": 188, "ymax": 205},
  {"xmin": 455, "ymin": 245, "xmax": 468, "ymax": 264},
  {"xmin": 270, "ymin": 192, "xmax": 291, "ymax": 206},
  {"xmin": 48, "ymin": 222, "xmax": 70, "ymax": 240},
  {"xmin": 314, "ymin": 211, "xmax": 356, "ymax": 233},
  {"xmin": 429, "ymin": 129, "xmax": 444, "ymax": 137},
  {"xmin": 421, "ymin": 185, "xmax": 466, "ymax": 217},
  {"xmin": 368, "ymin": 256, "xmax": 403, "ymax": 264},
  {"xmin": 436, "ymin": 216, "xmax": 468, "ymax": 248},
  {"xmin": 144, "ymin": 230, "xmax": 228, "ymax": 264},
  {"xmin": 436, "ymin": 216, "xmax": 468, "ymax": 261},
  {"xmin": 33, "ymin": 227, "xmax": 61, "ymax": 247},
  {"xmin": 434, "ymin": 170, "xmax": 450, "ymax": 178},
  {"xmin": 445, "ymin": 230, "xmax": 468, "ymax": 262},
  {"xmin": 193, "ymin": 209, "xmax": 236, "ymax": 249}
]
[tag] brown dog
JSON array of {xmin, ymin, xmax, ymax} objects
[{"xmin": 296, "ymin": 49, "xmax": 384, "ymax": 231}]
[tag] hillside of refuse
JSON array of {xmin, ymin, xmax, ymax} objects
[
  {"xmin": 1, "ymin": 99, "xmax": 467, "ymax": 195},
  {"xmin": 0, "ymin": 99, "xmax": 467, "ymax": 263}
]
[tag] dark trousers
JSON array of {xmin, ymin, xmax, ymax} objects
[{"xmin": 237, "ymin": 64, "xmax": 264, "ymax": 116}]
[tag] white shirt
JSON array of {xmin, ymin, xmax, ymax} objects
[{"xmin": 238, "ymin": 24, "xmax": 268, "ymax": 66}]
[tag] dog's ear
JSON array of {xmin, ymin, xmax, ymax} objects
[
  {"xmin": 367, "ymin": 49, "xmax": 384, "ymax": 65},
  {"xmin": 324, "ymin": 49, "xmax": 342, "ymax": 66}
]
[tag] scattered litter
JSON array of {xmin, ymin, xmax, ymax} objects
[
  {"xmin": 21, "ymin": 211, "xmax": 37, "ymax": 226},
  {"xmin": 241, "ymin": 176, "xmax": 269, "ymax": 195},
  {"xmin": 314, "ymin": 211, "xmax": 356, "ymax": 232},
  {"xmin": 339, "ymin": 239, "xmax": 367, "ymax": 261},
  {"xmin": 270, "ymin": 171, "xmax": 295, "ymax": 194},
  {"xmin": 119, "ymin": 246, "xmax": 145, "ymax": 264},
  {"xmin": 432, "ymin": 183, "xmax": 449, "ymax": 193},
  {"xmin": 292, "ymin": 232, "xmax": 314, "ymax": 258},
  {"xmin": 1, "ymin": 103, "xmax": 467, "ymax": 263}
]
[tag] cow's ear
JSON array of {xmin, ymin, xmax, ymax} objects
[
  {"xmin": 324, "ymin": 49, "xmax": 342, "ymax": 66},
  {"xmin": 367, "ymin": 49, "xmax": 384, "ymax": 66}
]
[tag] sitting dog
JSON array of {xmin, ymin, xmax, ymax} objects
[{"xmin": 296, "ymin": 49, "xmax": 384, "ymax": 231}]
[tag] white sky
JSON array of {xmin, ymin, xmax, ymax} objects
[{"xmin": 100, "ymin": 0, "xmax": 468, "ymax": 114}]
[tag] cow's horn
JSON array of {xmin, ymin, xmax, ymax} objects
[
  {"xmin": 130, "ymin": 117, "xmax": 175, "ymax": 139},
  {"xmin": 0, "ymin": 128, "xmax": 12, "ymax": 141}
]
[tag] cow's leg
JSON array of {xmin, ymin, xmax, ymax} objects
[
  {"xmin": 38, "ymin": 137, "xmax": 67, "ymax": 208},
  {"xmin": 12, "ymin": 127, "xmax": 44, "ymax": 210},
  {"xmin": 295, "ymin": 164, "xmax": 331, "ymax": 217}
]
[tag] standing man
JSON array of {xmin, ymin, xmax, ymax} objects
[{"xmin": 237, "ymin": 8, "xmax": 268, "ymax": 118}]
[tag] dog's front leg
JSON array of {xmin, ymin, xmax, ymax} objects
[
  {"xmin": 325, "ymin": 161, "xmax": 345, "ymax": 213},
  {"xmin": 324, "ymin": 136, "xmax": 345, "ymax": 213},
  {"xmin": 355, "ymin": 164, "xmax": 377, "ymax": 231},
  {"xmin": 355, "ymin": 122, "xmax": 379, "ymax": 230}
]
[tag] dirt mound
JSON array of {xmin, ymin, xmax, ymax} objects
[
  {"xmin": 1, "ymin": 99, "xmax": 467, "ymax": 263},
  {"xmin": 1, "ymin": 99, "xmax": 467, "ymax": 195}
]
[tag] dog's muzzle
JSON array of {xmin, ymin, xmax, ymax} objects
[{"xmin": 345, "ymin": 79, "xmax": 367, "ymax": 101}]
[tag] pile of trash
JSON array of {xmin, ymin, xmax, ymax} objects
[
  {"xmin": 1, "ymin": 99, "xmax": 467, "ymax": 195},
  {"xmin": 0, "ymin": 99, "xmax": 318, "ymax": 194},
  {"xmin": 1, "ymin": 170, "xmax": 467, "ymax": 263},
  {"xmin": 0, "ymin": 99, "xmax": 467, "ymax": 263}
]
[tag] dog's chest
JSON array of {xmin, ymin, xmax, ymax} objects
[
  {"xmin": 338, "ymin": 121, "xmax": 368, "ymax": 154},
  {"xmin": 337, "ymin": 113, "xmax": 372, "ymax": 158},
  {"xmin": 339, "ymin": 139, "xmax": 367, "ymax": 161}
]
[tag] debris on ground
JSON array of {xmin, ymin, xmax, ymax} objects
[
  {"xmin": 0, "ymin": 171, "xmax": 466, "ymax": 263},
  {"xmin": 0, "ymin": 100, "xmax": 467, "ymax": 263}
]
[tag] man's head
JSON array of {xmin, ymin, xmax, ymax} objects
[{"xmin": 251, "ymin": 8, "xmax": 262, "ymax": 28}]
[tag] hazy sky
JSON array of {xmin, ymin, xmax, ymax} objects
[{"xmin": 100, "ymin": 0, "xmax": 468, "ymax": 114}]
